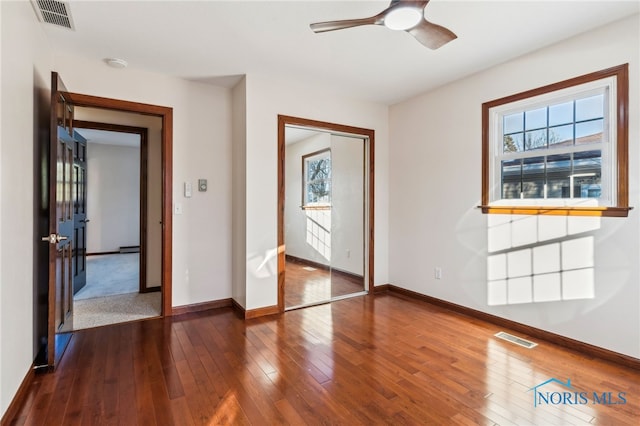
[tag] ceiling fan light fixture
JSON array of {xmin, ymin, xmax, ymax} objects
[
  {"xmin": 309, "ymin": 1, "xmax": 456, "ymax": 50},
  {"xmin": 384, "ymin": 7, "xmax": 422, "ymax": 31}
]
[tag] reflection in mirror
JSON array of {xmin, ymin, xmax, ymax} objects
[{"xmin": 284, "ymin": 125, "xmax": 367, "ymax": 310}]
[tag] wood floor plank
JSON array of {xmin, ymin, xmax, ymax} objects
[
  {"xmin": 131, "ymin": 325, "xmax": 159, "ymax": 426},
  {"xmin": 60, "ymin": 332, "xmax": 97, "ymax": 425},
  {"xmin": 200, "ymin": 319, "xmax": 283, "ymax": 423},
  {"xmin": 113, "ymin": 326, "xmax": 138, "ymax": 426},
  {"xmin": 167, "ymin": 398, "xmax": 195, "ymax": 426},
  {"xmin": 6, "ymin": 294, "xmax": 640, "ymax": 425},
  {"xmin": 254, "ymin": 323, "xmax": 355, "ymax": 423},
  {"xmin": 273, "ymin": 398, "xmax": 307, "ymax": 426},
  {"xmin": 284, "ymin": 259, "xmax": 364, "ymax": 308},
  {"xmin": 172, "ymin": 323, "xmax": 220, "ymax": 424}
]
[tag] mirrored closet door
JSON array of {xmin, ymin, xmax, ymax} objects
[{"xmin": 283, "ymin": 125, "xmax": 368, "ymax": 310}]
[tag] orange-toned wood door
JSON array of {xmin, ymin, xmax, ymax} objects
[{"xmin": 43, "ymin": 72, "xmax": 75, "ymax": 367}]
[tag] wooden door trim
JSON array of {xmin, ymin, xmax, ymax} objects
[
  {"xmin": 65, "ymin": 93, "xmax": 173, "ymax": 316},
  {"xmin": 277, "ymin": 115, "xmax": 375, "ymax": 312},
  {"xmin": 73, "ymin": 120, "xmax": 149, "ymax": 294}
]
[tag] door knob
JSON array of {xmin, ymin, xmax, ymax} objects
[
  {"xmin": 80, "ymin": 219, "xmax": 90, "ymax": 223},
  {"xmin": 41, "ymin": 234, "xmax": 68, "ymax": 244}
]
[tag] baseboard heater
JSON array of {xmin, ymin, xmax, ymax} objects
[{"xmin": 119, "ymin": 246, "xmax": 140, "ymax": 253}]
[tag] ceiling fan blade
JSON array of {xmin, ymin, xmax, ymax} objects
[
  {"xmin": 407, "ymin": 19, "xmax": 456, "ymax": 49},
  {"xmin": 391, "ymin": 0, "xmax": 429, "ymax": 8},
  {"xmin": 310, "ymin": 16, "xmax": 381, "ymax": 33}
]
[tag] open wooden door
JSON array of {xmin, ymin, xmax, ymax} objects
[
  {"xmin": 39, "ymin": 75, "xmax": 174, "ymax": 367},
  {"xmin": 42, "ymin": 72, "xmax": 75, "ymax": 367}
]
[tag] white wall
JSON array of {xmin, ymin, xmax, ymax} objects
[
  {"xmin": 389, "ymin": 15, "xmax": 640, "ymax": 358},
  {"xmin": 0, "ymin": 0, "xmax": 54, "ymax": 416},
  {"xmin": 231, "ymin": 78, "xmax": 247, "ymax": 308},
  {"xmin": 51, "ymin": 53, "xmax": 234, "ymax": 308},
  {"xmin": 243, "ymin": 74, "xmax": 389, "ymax": 310},
  {"xmin": 331, "ymin": 135, "xmax": 365, "ymax": 276},
  {"xmin": 86, "ymin": 143, "xmax": 140, "ymax": 253}
]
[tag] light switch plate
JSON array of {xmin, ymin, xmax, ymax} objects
[
  {"xmin": 198, "ymin": 179, "xmax": 207, "ymax": 192},
  {"xmin": 184, "ymin": 182, "xmax": 192, "ymax": 198}
]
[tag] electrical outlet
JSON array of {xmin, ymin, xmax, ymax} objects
[{"xmin": 435, "ymin": 267, "xmax": 442, "ymax": 280}]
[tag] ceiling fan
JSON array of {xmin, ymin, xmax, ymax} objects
[{"xmin": 310, "ymin": 0, "xmax": 456, "ymax": 50}]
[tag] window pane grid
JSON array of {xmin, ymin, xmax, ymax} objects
[
  {"xmin": 303, "ymin": 150, "xmax": 332, "ymax": 206},
  {"xmin": 502, "ymin": 94, "xmax": 604, "ymax": 154},
  {"xmin": 501, "ymin": 151, "xmax": 601, "ymax": 200},
  {"xmin": 500, "ymin": 142, "xmax": 604, "ymax": 161}
]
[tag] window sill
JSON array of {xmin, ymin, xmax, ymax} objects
[
  {"xmin": 301, "ymin": 205, "xmax": 331, "ymax": 211},
  {"xmin": 478, "ymin": 205, "xmax": 632, "ymax": 217}
]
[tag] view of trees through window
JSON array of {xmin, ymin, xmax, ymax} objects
[{"xmin": 303, "ymin": 149, "xmax": 331, "ymax": 206}]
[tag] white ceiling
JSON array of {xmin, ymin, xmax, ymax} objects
[
  {"xmin": 75, "ymin": 128, "xmax": 141, "ymax": 147},
  {"xmin": 285, "ymin": 126, "xmax": 370, "ymax": 144},
  {"xmin": 39, "ymin": 0, "xmax": 639, "ymax": 105},
  {"xmin": 285, "ymin": 127, "xmax": 324, "ymax": 145}
]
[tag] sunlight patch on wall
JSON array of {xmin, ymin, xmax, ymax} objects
[
  {"xmin": 306, "ymin": 209, "xmax": 331, "ymax": 261},
  {"xmin": 487, "ymin": 212, "xmax": 599, "ymax": 306},
  {"xmin": 247, "ymin": 247, "xmax": 278, "ymax": 279}
]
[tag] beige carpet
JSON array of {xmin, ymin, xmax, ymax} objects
[
  {"xmin": 76, "ymin": 253, "xmax": 139, "ymax": 300},
  {"xmin": 73, "ymin": 292, "xmax": 161, "ymax": 330}
]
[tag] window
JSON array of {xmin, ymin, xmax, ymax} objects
[
  {"xmin": 302, "ymin": 148, "xmax": 331, "ymax": 209},
  {"xmin": 481, "ymin": 64, "xmax": 629, "ymax": 217}
]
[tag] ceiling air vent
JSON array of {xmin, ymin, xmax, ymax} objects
[{"xmin": 31, "ymin": 0, "xmax": 75, "ymax": 30}]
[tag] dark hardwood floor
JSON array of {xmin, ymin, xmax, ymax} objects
[
  {"xmin": 7, "ymin": 293, "xmax": 640, "ymax": 425},
  {"xmin": 285, "ymin": 260, "xmax": 364, "ymax": 308}
]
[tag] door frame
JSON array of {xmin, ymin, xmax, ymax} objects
[
  {"xmin": 277, "ymin": 115, "xmax": 375, "ymax": 312},
  {"xmin": 63, "ymin": 92, "xmax": 173, "ymax": 317},
  {"xmin": 74, "ymin": 120, "xmax": 151, "ymax": 293}
]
